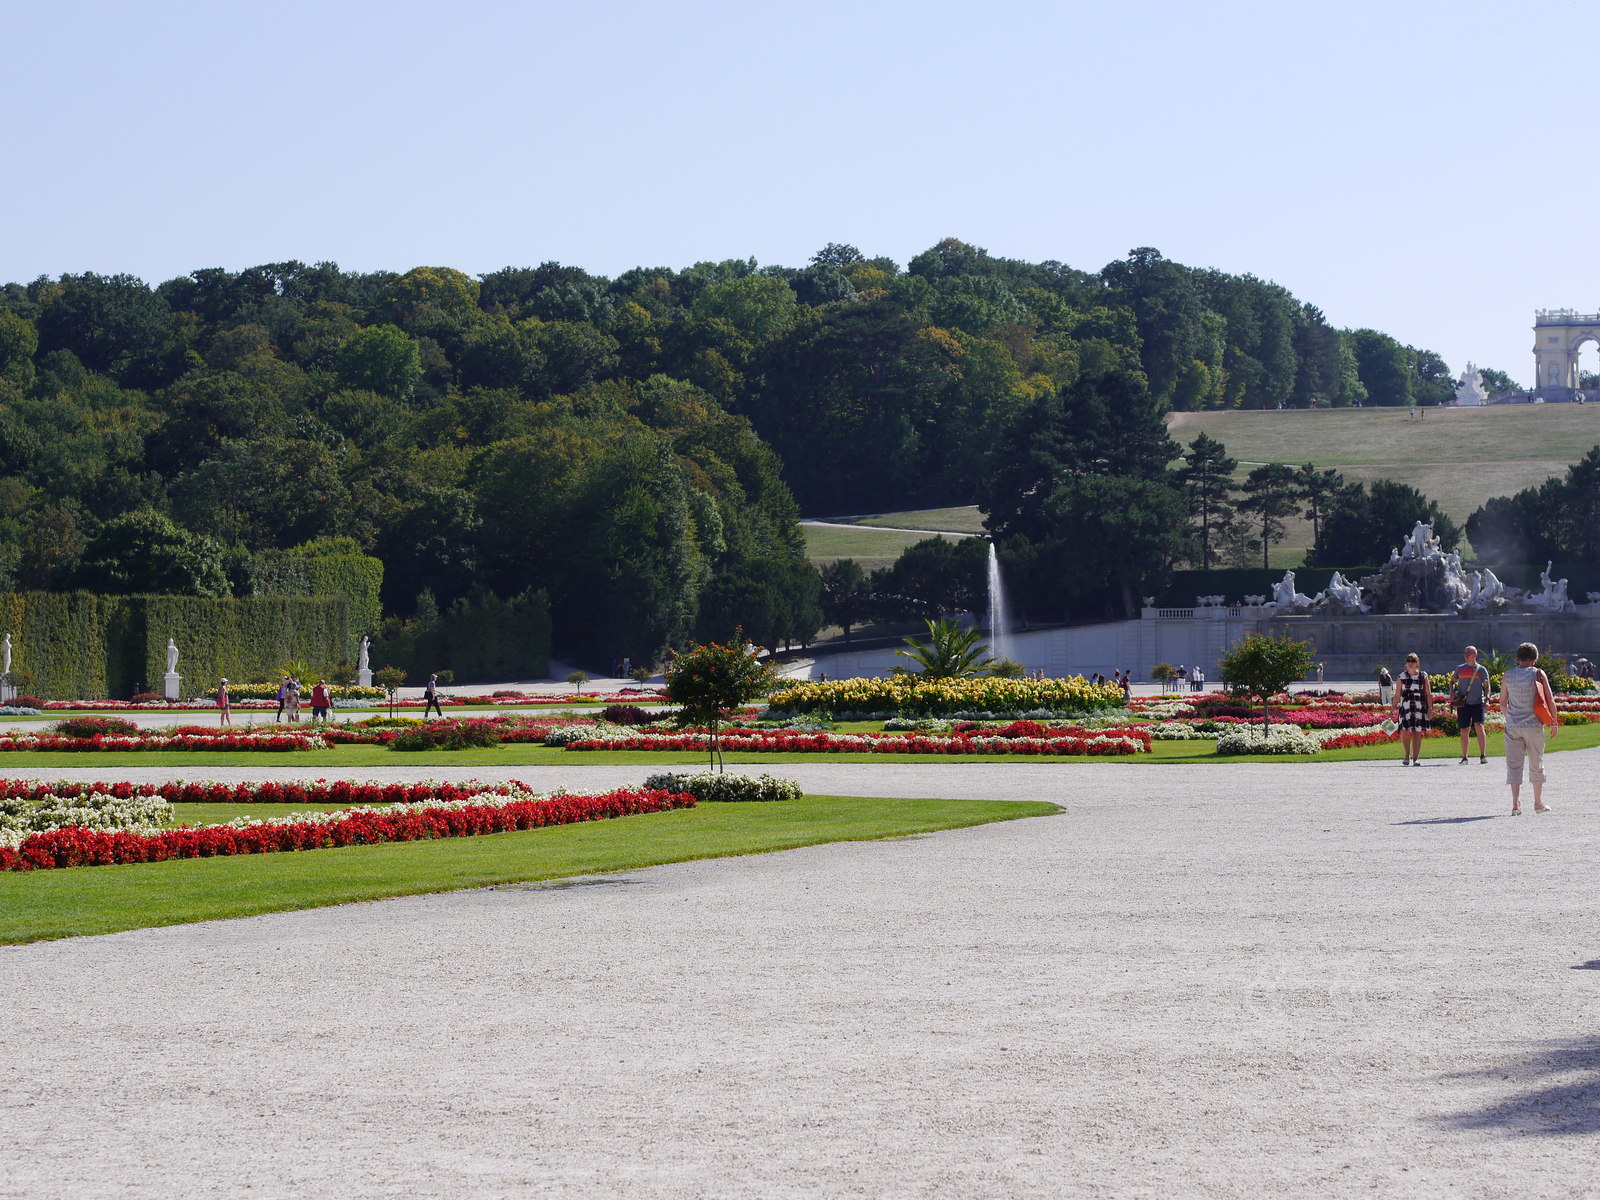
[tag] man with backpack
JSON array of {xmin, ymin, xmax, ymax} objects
[{"xmin": 423, "ymin": 673, "xmax": 444, "ymax": 719}]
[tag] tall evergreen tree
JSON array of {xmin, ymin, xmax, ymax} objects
[{"xmin": 1179, "ymin": 433, "xmax": 1237, "ymax": 569}]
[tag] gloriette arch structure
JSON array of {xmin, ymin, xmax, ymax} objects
[{"xmin": 1532, "ymin": 309, "xmax": 1600, "ymax": 399}]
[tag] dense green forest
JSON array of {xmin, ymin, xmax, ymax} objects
[{"xmin": 0, "ymin": 241, "xmax": 1490, "ymax": 661}]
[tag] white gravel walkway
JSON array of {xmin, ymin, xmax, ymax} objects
[{"xmin": 3, "ymin": 754, "xmax": 1600, "ymax": 1198}]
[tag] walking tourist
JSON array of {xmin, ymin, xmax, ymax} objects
[
  {"xmin": 1450, "ymin": 645, "xmax": 1491, "ymax": 764},
  {"xmin": 423, "ymin": 673, "xmax": 444, "ymax": 718},
  {"xmin": 275, "ymin": 676, "xmax": 290, "ymax": 722},
  {"xmin": 286, "ymin": 676, "xmax": 302, "ymax": 722},
  {"xmin": 1120, "ymin": 670, "xmax": 1132, "ymax": 703},
  {"xmin": 1377, "ymin": 665, "xmax": 1394, "ymax": 705},
  {"xmin": 310, "ymin": 679, "xmax": 332, "ymax": 722},
  {"xmin": 216, "ymin": 677, "xmax": 230, "ymax": 727},
  {"xmin": 1502, "ymin": 642, "xmax": 1559, "ymax": 815},
  {"xmin": 1316, "ymin": 662, "xmax": 1325, "ymax": 685},
  {"xmin": 1393, "ymin": 653, "xmax": 1432, "ymax": 766}
]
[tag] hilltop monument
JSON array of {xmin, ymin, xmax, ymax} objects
[{"xmin": 1454, "ymin": 363, "xmax": 1488, "ymax": 406}]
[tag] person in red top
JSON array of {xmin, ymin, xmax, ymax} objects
[{"xmin": 310, "ymin": 679, "xmax": 332, "ymax": 723}]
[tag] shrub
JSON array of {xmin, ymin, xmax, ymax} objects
[
  {"xmin": 357, "ymin": 715, "xmax": 423, "ymax": 728},
  {"xmin": 631, "ymin": 666, "xmax": 653, "ymax": 683},
  {"xmin": 1429, "ymin": 712, "xmax": 1460, "ymax": 738},
  {"xmin": 390, "ymin": 720, "xmax": 501, "ymax": 751},
  {"xmin": 54, "ymin": 716, "xmax": 141, "ymax": 739},
  {"xmin": 602, "ymin": 703, "xmax": 657, "ymax": 726},
  {"xmin": 492, "ymin": 689, "xmax": 526, "ymax": 698},
  {"xmin": 130, "ymin": 693, "xmax": 167, "ymax": 704},
  {"xmin": 13, "ymin": 696, "xmax": 41, "ymax": 709},
  {"xmin": 642, "ymin": 771, "xmax": 801, "ymax": 803}
]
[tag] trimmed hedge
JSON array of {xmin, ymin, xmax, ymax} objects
[
  {"xmin": 376, "ymin": 589, "xmax": 551, "ymax": 684},
  {"xmin": 0, "ymin": 592, "xmax": 348, "ymax": 700}
]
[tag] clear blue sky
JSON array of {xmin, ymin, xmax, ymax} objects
[{"xmin": 9, "ymin": 0, "xmax": 1599, "ymax": 386}]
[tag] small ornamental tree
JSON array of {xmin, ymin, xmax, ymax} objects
[
  {"xmin": 664, "ymin": 632, "xmax": 776, "ymax": 772},
  {"xmin": 566, "ymin": 670, "xmax": 590, "ymax": 695},
  {"xmin": 374, "ymin": 666, "xmax": 406, "ymax": 718},
  {"xmin": 1218, "ymin": 632, "xmax": 1317, "ymax": 730}
]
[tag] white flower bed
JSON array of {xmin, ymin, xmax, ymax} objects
[
  {"xmin": 1215, "ymin": 724, "xmax": 1319, "ymax": 755},
  {"xmin": 216, "ymin": 785, "xmax": 557, "ymax": 831},
  {"xmin": 542, "ymin": 723, "xmax": 628, "ymax": 746},
  {"xmin": 1144, "ymin": 722, "xmax": 1210, "ymax": 740},
  {"xmin": 0, "ymin": 791, "xmax": 175, "ymax": 848}
]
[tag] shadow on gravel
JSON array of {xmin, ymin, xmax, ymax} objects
[
  {"xmin": 1390, "ymin": 816, "xmax": 1498, "ymax": 825},
  {"xmin": 495, "ymin": 878, "xmax": 647, "ymax": 891},
  {"xmin": 1434, "ymin": 1038, "xmax": 1600, "ymax": 1136}
]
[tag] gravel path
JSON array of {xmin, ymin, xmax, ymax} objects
[{"xmin": 4, "ymin": 755, "xmax": 1600, "ymax": 1198}]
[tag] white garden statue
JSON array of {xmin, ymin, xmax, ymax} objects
[
  {"xmin": 2, "ymin": 633, "xmax": 10, "ymax": 677},
  {"xmin": 165, "ymin": 639, "xmax": 179, "ymax": 673},
  {"xmin": 1269, "ymin": 571, "xmax": 1313, "ymax": 611},
  {"xmin": 358, "ymin": 636, "xmax": 370, "ymax": 671}
]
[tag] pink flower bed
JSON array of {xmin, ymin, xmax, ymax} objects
[
  {"xmin": 0, "ymin": 731, "xmax": 324, "ymax": 752},
  {"xmin": 0, "ymin": 784, "xmax": 694, "ymax": 872}
]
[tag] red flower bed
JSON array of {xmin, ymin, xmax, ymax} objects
[
  {"xmin": 568, "ymin": 727, "xmax": 1149, "ymax": 756},
  {"xmin": 0, "ymin": 786, "xmax": 695, "ymax": 872},
  {"xmin": 1318, "ymin": 730, "xmax": 1400, "ymax": 750}
]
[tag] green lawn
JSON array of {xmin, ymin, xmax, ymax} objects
[
  {"xmin": 801, "ymin": 523, "xmax": 961, "ymax": 571},
  {"xmin": 852, "ymin": 506, "xmax": 988, "ymax": 534},
  {"xmin": 0, "ymin": 795, "xmax": 1057, "ymax": 944}
]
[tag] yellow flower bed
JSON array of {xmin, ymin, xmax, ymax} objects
[{"xmin": 768, "ymin": 675, "xmax": 1123, "ymax": 715}]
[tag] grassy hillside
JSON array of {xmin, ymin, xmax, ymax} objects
[
  {"xmin": 1169, "ymin": 405, "xmax": 1600, "ymax": 519},
  {"xmin": 800, "ymin": 523, "xmax": 963, "ymax": 571},
  {"xmin": 1170, "ymin": 405, "xmax": 1600, "ymax": 564},
  {"xmin": 803, "ymin": 408, "xmax": 1600, "ymax": 572}
]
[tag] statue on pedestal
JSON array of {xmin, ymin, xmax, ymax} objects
[
  {"xmin": 1268, "ymin": 571, "xmax": 1313, "ymax": 612},
  {"xmin": 166, "ymin": 639, "xmax": 179, "ymax": 674}
]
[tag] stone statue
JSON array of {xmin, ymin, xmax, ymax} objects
[
  {"xmin": 2, "ymin": 633, "xmax": 10, "ymax": 677},
  {"xmin": 1242, "ymin": 594, "xmax": 1267, "ymax": 606},
  {"xmin": 1388, "ymin": 546, "xmax": 1401, "ymax": 566},
  {"xmin": 1526, "ymin": 561, "xmax": 1573, "ymax": 613},
  {"xmin": 1454, "ymin": 362, "xmax": 1489, "ymax": 407},
  {"xmin": 165, "ymin": 639, "xmax": 179, "ymax": 674},
  {"xmin": 1322, "ymin": 571, "xmax": 1366, "ymax": 611},
  {"xmin": 358, "ymin": 636, "xmax": 370, "ymax": 671},
  {"xmin": 1269, "ymin": 571, "xmax": 1313, "ymax": 611},
  {"xmin": 1477, "ymin": 568, "xmax": 1505, "ymax": 607},
  {"xmin": 1403, "ymin": 520, "xmax": 1436, "ymax": 561}
]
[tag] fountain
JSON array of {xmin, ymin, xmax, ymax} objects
[{"xmin": 986, "ymin": 542, "xmax": 1013, "ymax": 664}]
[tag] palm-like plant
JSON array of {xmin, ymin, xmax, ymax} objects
[{"xmin": 895, "ymin": 618, "xmax": 998, "ymax": 679}]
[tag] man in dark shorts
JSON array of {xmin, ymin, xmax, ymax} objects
[{"xmin": 1451, "ymin": 645, "xmax": 1491, "ymax": 764}]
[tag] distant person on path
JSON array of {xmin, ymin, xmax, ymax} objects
[
  {"xmin": 275, "ymin": 676, "xmax": 290, "ymax": 722},
  {"xmin": 423, "ymin": 673, "xmax": 444, "ymax": 718},
  {"xmin": 1392, "ymin": 653, "xmax": 1432, "ymax": 766},
  {"xmin": 1450, "ymin": 645, "xmax": 1492, "ymax": 764},
  {"xmin": 216, "ymin": 678, "xmax": 231, "ymax": 727},
  {"xmin": 1502, "ymin": 642, "xmax": 1558, "ymax": 814},
  {"xmin": 286, "ymin": 676, "xmax": 302, "ymax": 723},
  {"xmin": 1377, "ymin": 666, "xmax": 1394, "ymax": 705},
  {"xmin": 1120, "ymin": 670, "xmax": 1132, "ymax": 703},
  {"xmin": 1316, "ymin": 662, "xmax": 1325, "ymax": 685},
  {"xmin": 310, "ymin": 679, "xmax": 332, "ymax": 723}
]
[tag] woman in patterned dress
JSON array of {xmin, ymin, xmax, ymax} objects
[{"xmin": 1392, "ymin": 652, "xmax": 1432, "ymax": 766}]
